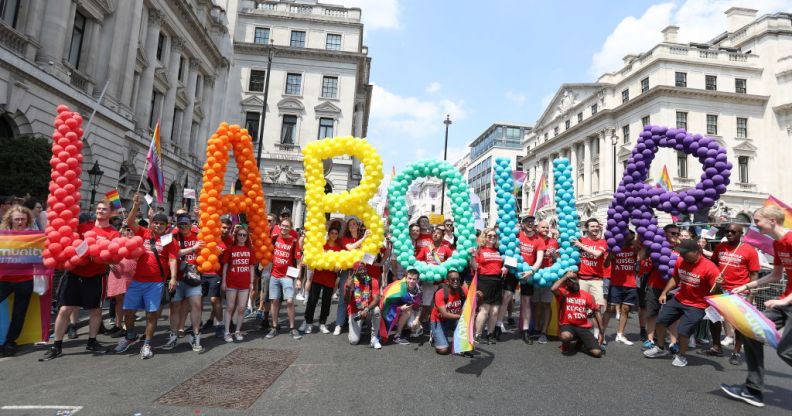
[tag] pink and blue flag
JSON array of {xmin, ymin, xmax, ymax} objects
[{"xmin": 146, "ymin": 121, "xmax": 165, "ymax": 203}]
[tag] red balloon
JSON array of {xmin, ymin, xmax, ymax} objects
[
  {"xmin": 48, "ymin": 242, "xmax": 63, "ymax": 255},
  {"xmin": 125, "ymin": 238, "xmax": 139, "ymax": 250},
  {"xmin": 63, "ymin": 195, "xmax": 75, "ymax": 206},
  {"xmin": 64, "ymin": 184, "xmax": 76, "ymax": 194},
  {"xmin": 107, "ymin": 242, "xmax": 120, "ymax": 253},
  {"xmin": 54, "ymin": 176, "xmax": 69, "ymax": 187},
  {"xmin": 59, "ymin": 236, "xmax": 72, "ymax": 247},
  {"xmin": 64, "ymin": 171, "xmax": 77, "ymax": 181},
  {"xmin": 99, "ymin": 250, "xmax": 112, "ymax": 262},
  {"xmin": 50, "ymin": 218, "xmax": 65, "ymax": 229},
  {"xmin": 43, "ymin": 258, "xmax": 57, "ymax": 269},
  {"xmin": 63, "ymin": 246, "xmax": 76, "ymax": 258},
  {"xmin": 130, "ymin": 247, "xmax": 144, "ymax": 258},
  {"xmin": 89, "ymin": 243, "xmax": 101, "ymax": 257},
  {"xmin": 118, "ymin": 247, "xmax": 130, "ymax": 258},
  {"xmin": 66, "ymin": 158, "xmax": 79, "ymax": 169},
  {"xmin": 57, "ymin": 124, "xmax": 70, "ymax": 135}
]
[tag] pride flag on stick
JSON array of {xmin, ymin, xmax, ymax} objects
[
  {"xmin": 452, "ymin": 273, "xmax": 477, "ymax": 354},
  {"xmin": 146, "ymin": 121, "xmax": 165, "ymax": 203},
  {"xmin": 528, "ymin": 173, "xmax": 549, "ymax": 216},
  {"xmin": 705, "ymin": 293, "xmax": 781, "ymax": 348},
  {"xmin": 105, "ymin": 189, "xmax": 122, "ymax": 210}
]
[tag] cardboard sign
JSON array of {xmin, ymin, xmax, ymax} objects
[
  {"xmin": 504, "ymin": 256, "xmax": 518, "ymax": 268},
  {"xmin": 75, "ymin": 240, "xmax": 89, "ymax": 258},
  {"xmin": 183, "ymin": 188, "xmax": 196, "ymax": 199},
  {"xmin": 286, "ymin": 266, "xmax": 300, "ymax": 278},
  {"xmin": 362, "ymin": 252, "xmax": 376, "ymax": 265}
]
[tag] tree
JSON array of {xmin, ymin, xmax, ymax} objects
[{"xmin": 0, "ymin": 135, "xmax": 51, "ymax": 202}]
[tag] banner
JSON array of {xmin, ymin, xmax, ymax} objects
[
  {"xmin": 0, "ymin": 231, "xmax": 47, "ymax": 276},
  {"xmin": 0, "ymin": 273, "xmax": 52, "ymax": 345},
  {"xmin": 705, "ymin": 293, "xmax": 781, "ymax": 348}
]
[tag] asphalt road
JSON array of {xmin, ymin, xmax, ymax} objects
[{"xmin": 0, "ymin": 300, "xmax": 790, "ymax": 416}]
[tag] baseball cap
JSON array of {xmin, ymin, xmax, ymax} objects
[
  {"xmin": 176, "ymin": 215, "xmax": 191, "ymax": 225},
  {"xmin": 676, "ymin": 239, "xmax": 700, "ymax": 255}
]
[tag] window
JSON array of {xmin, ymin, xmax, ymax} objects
[
  {"xmin": 591, "ymin": 104, "xmax": 598, "ymax": 115},
  {"xmin": 318, "ymin": 118, "xmax": 334, "ymax": 139},
  {"xmin": 177, "ymin": 56, "xmax": 185, "ymax": 81},
  {"xmin": 290, "ymin": 30, "xmax": 306, "ymax": 48},
  {"xmin": 321, "ymin": 76, "xmax": 338, "ymax": 98},
  {"xmin": 677, "ymin": 151, "xmax": 688, "ymax": 178},
  {"xmin": 280, "ymin": 115, "xmax": 297, "ymax": 144},
  {"xmin": 248, "ymin": 70, "xmax": 266, "ymax": 92},
  {"xmin": 675, "ymin": 72, "xmax": 687, "ymax": 88},
  {"xmin": 326, "ymin": 34, "xmax": 341, "ymax": 50},
  {"xmin": 735, "ymin": 78, "xmax": 747, "ymax": 94},
  {"xmin": 736, "ymin": 117, "xmax": 748, "ymax": 138},
  {"xmin": 738, "ymin": 156, "xmax": 749, "ymax": 183},
  {"xmin": 577, "ymin": 112, "xmax": 583, "ymax": 123},
  {"xmin": 156, "ymin": 32, "xmax": 166, "ymax": 61},
  {"xmin": 0, "ymin": 0, "xmax": 20, "ymax": 27},
  {"xmin": 553, "ymin": 126, "xmax": 559, "ymax": 136},
  {"xmin": 676, "ymin": 111, "xmax": 688, "ymax": 130},
  {"xmin": 641, "ymin": 115, "xmax": 651, "ymax": 127},
  {"xmin": 705, "ymin": 75, "xmax": 717, "ymax": 91},
  {"xmin": 622, "ymin": 125, "xmax": 630, "ymax": 143},
  {"xmin": 245, "ymin": 112, "xmax": 260, "ymax": 141},
  {"xmin": 565, "ymin": 120, "xmax": 571, "ymax": 130},
  {"xmin": 706, "ymin": 114, "xmax": 718, "ymax": 135},
  {"xmin": 285, "ymin": 73, "xmax": 302, "ymax": 95},
  {"xmin": 621, "ymin": 89, "xmax": 629, "ymax": 103},
  {"xmin": 68, "ymin": 11, "xmax": 86, "ymax": 68},
  {"xmin": 641, "ymin": 77, "xmax": 649, "ymax": 93},
  {"xmin": 543, "ymin": 132, "xmax": 549, "ymax": 141},
  {"xmin": 254, "ymin": 27, "xmax": 270, "ymax": 44}
]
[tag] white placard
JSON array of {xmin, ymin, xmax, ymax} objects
[
  {"xmin": 362, "ymin": 252, "xmax": 375, "ymax": 265},
  {"xmin": 504, "ymin": 256, "xmax": 518, "ymax": 268},
  {"xmin": 704, "ymin": 306, "xmax": 723, "ymax": 323},
  {"xmin": 704, "ymin": 226, "xmax": 719, "ymax": 239},
  {"xmin": 75, "ymin": 240, "xmax": 89, "ymax": 258},
  {"xmin": 286, "ymin": 266, "xmax": 300, "ymax": 278},
  {"xmin": 330, "ymin": 213, "xmax": 346, "ymax": 220},
  {"xmin": 183, "ymin": 188, "xmax": 196, "ymax": 199},
  {"xmin": 159, "ymin": 233, "xmax": 173, "ymax": 246},
  {"xmin": 144, "ymin": 194, "xmax": 154, "ymax": 205}
]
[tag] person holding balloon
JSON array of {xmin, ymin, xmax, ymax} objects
[
  {"xmin": 512, "ymin": 216, "xmax": 545, "ymax": 343},
  {"xmin": 471, "ymin": 228, "xmax": 507, "ymax": 344},
  {"xmin": 572, "ymin": 219, "xmax": 609, "ymax": 341},
  {"xmin": 302, "ymin": 224, "xmax": 343, "ymax": 334},
  {"xmin": 333, "ymin": 217, "xmax": 369, "ymax": 336},
  {"xmin": 0, "ymin": 206, "xmax": 36, "ymax": 357},
  {"xmin": 533, "ymin": 220, "xmax": 557, "ymax": 343}
]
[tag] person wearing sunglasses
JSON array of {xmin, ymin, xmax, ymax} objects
[
  {"xmin": 641, "ymin": 223, "xmax": 682, "ymax": 351},
  {"xmin": 221, "ymin": 226, "xmax": 254, "ymax": 342},
  {"xmin": 430, "ymin": 269, "xmax": 467, "ymax": 355},
  {"xmin": 0, "ymin": 206, "xmax": 35, "ymax": 357},
  {"xmin": 470, "ymin": 228, "xmax": 507, "ymax": 344}
]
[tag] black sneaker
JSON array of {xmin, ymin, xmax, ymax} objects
[
  {"xmin": 522, "ymin": 330, "xmax": 534, "ymax": 345},
  {"xmin": 474, "ymin": 334, "xmax": 488, "ymax": 345},
  {"xmin": 39, "ymin": 346, "xmax": 63, "ymax": 361},
  {"xmin": 85, "ymin": 341, "xmax": 111, "ymax": 354},
  {"xmin": 201, "ymin": 320, "xmax": 213, "ymax": 332},
  {"xmin": 720, "ymin": 384, "xmax": 764, "ymax": 408},
  {"xmin": 3, "ymin": 341, "xmax": 17, "ymax": 357},
  {"xmin": 110, "ymin": 329, "xmax": 127, "ymax": 339},
  {"xmin": 492, "ymin": 326, "xmax": 502, "ymax": 341},
  {"xmin": 506, "ymin": 317, "xmax": 516, "ymax": 326},
  {"xmin": 639, "ymin": 327, "xmax": 648, "ymax": 342},
  {"xmin": 67, "ymin": 324, "xmax": 78, "ymax": 339},
  {"xmin": 487, "ymin": 333, "xmax": 497, "ymax": 345}
]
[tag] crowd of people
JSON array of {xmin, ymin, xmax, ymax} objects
[{"xmin": 0, "ymin": 192, "xmax": 790, "ymax": 409}]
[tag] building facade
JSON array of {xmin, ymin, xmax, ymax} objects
[
  {"xmin": 521, "ymin": 8, "xmax": 792, "ymax": 224},
  {"xmin": 0, "ymin": 0, "xmax": 232, "ymax": 213},
  {"xmin": 221, "ymin": 0, "xmax": 372, "ymax": 226}
]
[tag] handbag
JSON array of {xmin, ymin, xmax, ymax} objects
[
  {"xmin": 178, "ymin": 234, "xmax": 203, "ymax": 287},
  {"xmin": 149, "ymin": 237, "xmax": 171, "ymax": 306}
]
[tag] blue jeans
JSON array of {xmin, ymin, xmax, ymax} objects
[
  {"xmin": 431, "ymin": 320, "xmax": 456, "ymax": 349},
  {"xmin": 335, "ymin": 270, "xmax": 350, "ymax": 327}
]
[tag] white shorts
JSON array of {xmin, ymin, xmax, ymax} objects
[{"xmin": 421, "ymin": 282, "xmax": 436, "ymax": 306}]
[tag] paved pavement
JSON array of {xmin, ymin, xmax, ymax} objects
[{"xmin": 0, "ymin": 299, "xmax": 790, "ymax": 416}]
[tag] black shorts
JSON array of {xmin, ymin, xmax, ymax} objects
[
  {"xmin": 607, "ymin": 285, "xmax": 638, "ymax": 306},
  {"xmin": 477, "ymin": 275, "xmax": 503, "ymax": 305},
  {"xmin": 644, "ymin": 287, "xmax": 664, "ymax": 318},
  {"xmin": 519, "ymin": 282, "xmax": 534, "ymax": 297},
  {"xmin": 58, "ymin": 272, "xmax": 105, "ymax": 309},
  {"xmin": 503, "ymin": 273, "xmax": 519, "ymax": 292},
  {"xmin": 638, "ymin": 274, "xmax": 648, "ymax": 308},
  {"xmin": 656, "ymin": 297, "xmax": 705, "ymax": 338},
  {"xmin": 559, "ymin": 324, "xmax": 599, "ymax": 352},
  {"xmin": 201, "ymin": 274, "xmax": 221, "ymax": 298}
]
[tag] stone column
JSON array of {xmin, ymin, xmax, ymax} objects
[
  {"xmin": 196, "ymin": 75, "xmax": 215, "ymax": 154},
  {"xmin": 23, "ymin": 0, "xmax": 46, "ymax": 61},
  {"xmin": 180, "ymin": 59, "xmax": 199, "ymax": 154},
  {"xmin": 583, "ymin": 138, "xmax": 592, "ymax": 196},
  {"xmin": 60, "ymin": 2, "xmax": 78, "ymax": 65},
  {"xmin": 36, "ymin": 0, "xmax": 72, "ymax": 79},
  {"xmin": 120, "ymin": 0, "xmax": 144, "ymax": 110},
  {"xmin": 160, "ymin": 37, "xmax": 184, "ymax": 145},
  {"xmin": 133, "ymin": 7, "xmax": 162, "ymax": 131},
  {"xmin": 82, "ymin": 18, "xmax": 102, "ymax": 95},
  {"xmin": 293, "ymin": 198, "xmax": 305, "ymax": 228},
  {"xmin": 599, "ymin": 132, "xmax": 609, "ymax": 192},
  {"xmin": 548, "ymin": 154, "xmax": 557, "ymax": 204}
]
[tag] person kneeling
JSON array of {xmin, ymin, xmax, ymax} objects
[
  {"xmin": 551, "ymin": 271, "xmax": 604, "ymax": 358},
  {"xmin": 430, "ymin": 269, "xmax": 467, "ymax": 355},
  {"xmin": 346, "ymin": 263, "xmax": 382, "ymax": 349}
]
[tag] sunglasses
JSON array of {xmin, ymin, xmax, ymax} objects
[
  {"xmin": 668, "ymin": 232, "xmax": 680, "ymax": 236},
  {"xmin": 238, "ymin": 233, "xmax": 248, "ymax": 237},
  {"xmin": 725, "ymin": 230, "xmax": 742, "ymax": 235}
]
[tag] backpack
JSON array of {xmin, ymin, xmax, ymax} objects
[{"xmin": 177, "ymin": 233, "xmax": 202, "ymax": 287}]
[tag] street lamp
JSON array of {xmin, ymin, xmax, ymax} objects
[
  {"xmin": 88, "ymin": 160, "xmax": 104, "ymax": 208},
  {"xmin": 610, "ymin": 130, "xmax": 618, "ymax": 191},
  {"xmin": 255, "ymin": 39, "xmax": 276, "ymax": 169},
  {"xmin": 439, "ymin": 114, "xmax": 452, "ymax": 214}
]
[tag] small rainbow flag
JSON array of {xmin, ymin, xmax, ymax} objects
[
  {"xmin": 528, "ymin": 173, "xmax": 549, "ymax": 216},
  {"xmin": 763, "ymin": 195, "xmax": 792, "ymax": 228},
  {"xmin": 378, "ymin": 279, "xmax": 414, "ymax": 342},
  {"xmin": 452, "ymin": 273, "xmax": 477, "ymax": 354},
  {"xmin": 105, "ymin": 189, "xmax": 122, "ymax": 210},
  {"xmin": 705, "ymin": 293, "xmax": 781, "ymax": 348},
  {"xmin": 146, "ymin": 121, "xmax": 165, "ymax": 204},
  {"xmin": 657, "ymin": 164, "xmax": 673, "ymax": 192}
]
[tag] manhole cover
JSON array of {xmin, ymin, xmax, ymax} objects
[{"xmin": 155, "ymin": 348, "xmax": 298, "ymax": 409}]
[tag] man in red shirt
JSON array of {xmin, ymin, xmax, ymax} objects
[
  {"xmin": 164, "ymin": 214, "xmax": 205, "ymax": 352},
  {"xmin": 708, "ymin": 223, "xmax": 759, "ymax": 363},
  {"xmin": 201, "ymin": 216, "xmax": 233, "ymax": 337},
  {"xmin": 573, "ymin": 218, "xmax": 608, "ymax": 340},
  {"xmin": 510, "ymin": 216, "xmax": 544, "ymax": 343},
  {"xmin": 721, "ymin": 206, "xmax": 792, "ymax": 408},
  {"xmin": 644, "ymin": 239, "xmax": 719, "ymax": 367},
  {"xmin": 641, "ymin": 224, "xmax": 681, "ymax": 350},
  {"xmin": 41, "ymin": 200, "xmax": 120, "ymax": 360},
  {"xmin": 345, "ymin": 262, "xmax": 382, "ymax": 349},
  {"xmin": 416, "ymin": 225, "xmax": 446, "ymax": 323},
  {"xmin": 430, "ymin": 269, "xmax": 467, "ymax": 354},
  {"xmin": 603, "ymin": 229, "xmax": 639, "ymax": 345},
  {"xmin": 551, "ymin": 271, "xmax": 604, "ymax": 357},
  {"xmin": 114, "ymin": 194, "xmax": 178, "ymax": 359},
  {"xmin": 266, "ymin": 218, "xmax": 302, "ymax": 340}
]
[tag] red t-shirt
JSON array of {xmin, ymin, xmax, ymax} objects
[
  {"xmin": 577, "ymin": 237, "xmax": 608, "ymax": 279},
  {"xmin": 647, "ymin": 249, "xmax": 679, "ymax": 289},
  {"xmin": 366, "ymin": 247, "xmax": 387, "ymax": 281},
  {"xmin": 711, "ymin": 242, "xmax": 760, "ymax": 290},
  {"xmin": 222, "ymin": 245, "xmax": 253, "ymax": 289},
  {"xmin": 541, "ymin": 237, "xmax": 559, "ymax": 268},
  {"xmin": 341, "ymin": 235, "xmax": 363, "ymax": 251},
  {"xmin": 518, "ymin": 232, "xmax": 546, "ymax": 266},
  {"xmin": 415, "ymin": 233, "xmax": 433, "ymax": 253},
  {"xmin": 442, "ymin": 235, "xmax": 456, "ymax": 252},
  {"xmin": 71, "ymin": 223, "xmax": 120, "ymax": 277},
  {"xmin": 475, "ymin": 247, "xmax": 503, "ymax": 276},
  {"xmin": 430, "ymin": 286, "xmax": 467, "ymax": 322},
  {"xmin": 312, "ymin": 243, "xmax": 342, "ymax": 288},
  {"xmin": 174, "ymin": 229, "xmax": 199, "ymax": 280},
  {"xmin": 271, "ymin": 235, "xmax": 301, "ymax": 278},
  {"xmin": 557, "ymin": 287, "xmax": 596, "ymax": 328},
  {"xmin": 673, "ymin": 256, "xmax": 719, "ymax": 309},
  {"xmin": 347, "ymin": 276, "xmax": 380, "ymax": 314},
  {"xmin": 773, "ymin": 232, "xmax": 792, "ymax": 298},
  {"xmin": 610, "ymin": 246, "xmax": 638, "ymax": 288},
  {"xmin": 133, "ymin": 228, "xmax": 179, "ymax": 283},
  {"xmin": 416, "ymin": 244, "xmax": 453, "ymax": 265}
]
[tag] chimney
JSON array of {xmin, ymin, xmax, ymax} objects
[
  {"xmin": 725, "ymin": 7, "xmax": 757, "ymax": 32},
  {"xmin": 661, "ymin": 25, "xmax": 679, "ymax": 43}
]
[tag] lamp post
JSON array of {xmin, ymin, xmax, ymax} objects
[
  {"xmin": 610, "ymin": 130, "xmax": 618, "ymax": 191},
  {"xmin": 439, "ymin": 114, "xmax": 452, "ymax": 215},
  {"xmin": 88, "ymin": 161, "xmax": 104, "ymax": 209},
  {"xmin": 255, "ymin": 39, "xmax": 275, "ymax": 169}
]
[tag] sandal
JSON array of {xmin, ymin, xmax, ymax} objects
[{"xmin": 703, "ymin": 346, "xmax": 724, "ymax": 357}]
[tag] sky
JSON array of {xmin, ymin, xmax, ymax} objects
[{"xmin": 334, "ymin": 0, "xmax": 792, "ymax": 172}]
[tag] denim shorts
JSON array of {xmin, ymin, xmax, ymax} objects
[
  {"xmin": 124, "ymin": 281, "xmax": 163, "ymax": 313},
  {"xmin": 431, "ymin": 320, "xmax": 456, "ymax": 349},
  {"xmin": 172, "ymin": 280, "xmax": 202, "ymax": 302},
  {"xmin": 269, "ymin": 277, "xmax": 294, "ymax": 300}
]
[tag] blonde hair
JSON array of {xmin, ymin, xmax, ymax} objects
[
  {"xmin": 478, "ymin": 227, "xmax": 499, "ymax": 247},
  {"xmin": 754, "ymin": 206, "xmax": 786, "ymax": 225},
  {"xmin": 0, "ymin": 205, "xmax": 34, "ymax": 230}
]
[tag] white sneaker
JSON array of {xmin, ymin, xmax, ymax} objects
[
  {"xmin": 688, "ymin": 337, "xmax": 697, "ymax": 349},
  {"xmin": 722, "ymin": 336, "xmax": 735, "ymax": 347},
  {"xmin": 320, "ymin": 324, "xmax": 331, "ymax": 334},
  {"xmin": 224, "ymin": 333, "xmax": 233, "ymax": 343},
  {"xmin": 672, "ymin": 354, "xmax": 688, "ymax": 367},
  {"xmin": 234, "ymin": 332, "xmax": 244, "ymax": 341},
  {"xmin": 161, "ymin": 332, "xmax": 178, "ymax": 350},
  {"xmin": 139, "ymin": 344, "xmax": 153, "ymax": 359},
  {"xmin": 305, "ymin": 324, "xmax": 313, "ymax": 334},
  {"xmin": 644, "ymin": 345, "xmax": 670, "ymax": 358},
  {"xmin": 615, "ymin": 334, "xmax": 634, "ymax": 346},
  {"xmin": 333, "ymin": 326, "xmax": 342, "ymax": 336},
  {"xmin": 187, "ymin": 334, "xmax": 204, "ymax": 352},
  {"xmin": 332, "ymin": 292, "xmax": 339, "ymax": 300},
  {"xmin": 296, "ymin": 291, "xmax": 305, "ymax": 301},
  {"xmin": 298, "ymin": 321, "xmax": 308, "ymax": 332},
  {"xmin": 498, "ymin": 322, "xmax": 508, "ymax": 333},
  {"xmin": 371, "ymin": 337, "xmax": 382, "ymax": 350}
]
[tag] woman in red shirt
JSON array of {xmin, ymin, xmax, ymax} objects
[
  {"xmin": 470, "ymin": 227, "xmax": 507, "ymax": 344},
  {"xmin": 303, "ymin": 226, "xmax": 342, "ymax": 334},
  {"xmin": 221, "ymin": 227, "xmax": 254, "ymax": 342},
  {"xmin": 0, "ymin": 206, "xmax": 35, "ymax": 356},
  {"xmin": 333, "ymin": 217, "xmax": 370, "ymax": 335}
]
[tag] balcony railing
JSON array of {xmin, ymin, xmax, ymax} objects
[{"xmin": 0, "ymin": 20, "xmax": 29, "ymax": 55}]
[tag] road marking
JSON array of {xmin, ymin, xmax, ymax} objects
[{"xmin": 1, "ymin": 405, "xmax": 83, "ymax": 414}]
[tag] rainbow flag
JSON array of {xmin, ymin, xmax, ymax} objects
[
  {"xmin": 763, "ymin": 195, "xmax": 792, "ymax": 228},
  {"xmin": 657, "ymin": 165, "xmax": 673, "ymax": 192},
  {"xmin": 146, "ymin": 121, "xmax": 165, "ymax": 203},
  {"xmin": 705, "ymin": 293, "xmax": 781, "ymax": 348},
  {"xmin": 528, "ymin": 173, "xmax": 549, "ymax": 216},
  {"xmin": 0, "ymin": 231, "xmax": 47, "ymax": 275},
  {"xmin": 105, "ymin": 189, "xmax": 122, "ymax": 210},
  {"xmin": 378, "ymin": 279, "xmax": 414, "ymax": 342},
  {"xmin": 512, "ymin": 170, "xmax": 527, "ymax": 196},
  {"xmin": 452, "ymin": 274, "xmax": 477, "ymax": 354}
]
